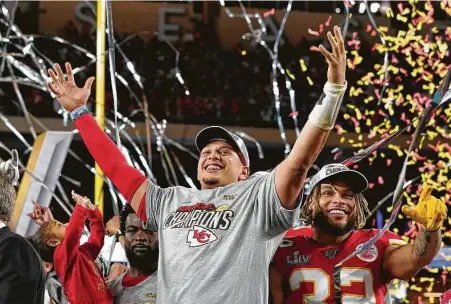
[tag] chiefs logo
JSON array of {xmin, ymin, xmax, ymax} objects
[
  {"xmin": 356, "ymin": 243, "xmax": 378, "ymax": 262},
  {"xmin": 187, "ymin": 226, "xmax": 218, "ymax": 247}
]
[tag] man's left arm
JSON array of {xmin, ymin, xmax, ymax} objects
[
  {"xmin": 275, "ymin": 26, "xmax": 347, "ymax": 209},
  {"xmin": 80, "ymin": 207, "xmax": 105, "ymax": 260},
  {"xmin": 383, "ymin": 186, "xmax": 447, "ymax": 280},
  {"xmin": 383, "ymin": 229, "xmax": 441, "ymax": 280}
]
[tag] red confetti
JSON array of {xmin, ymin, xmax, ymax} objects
[
  {"xmin": 289, "ymin": 111, "xmax": 298, "ymax": 117},
  {"xmin": 368, "ymin": 183, "xmax": 375, "ymax": 189}
]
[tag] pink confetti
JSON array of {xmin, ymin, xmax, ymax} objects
[
  {"xmin": 308, "ymin": 28, "xmax": 320, "ymax": 36},
  {"xmin": 263, "ymin": 8, "xmax": 275, "ymax": 18},
  {"xmin": 386, "ymin": 159, "xmax": 392, "ymax": 166},
  {"xmin": 368, "ymin": 183, "xmax": 375, "ymax": 189},
  {"xmin": 333, "ymin": 151, "xmax": 342, "ymax": 161},
  {"xmin": 344, "ymin": 0, "xmax": 353, "ymax": 8},
  {"xmin": 378, "ymin": 176, "xmax": 384, "ymax": 184},
  {"xmin": 289, "ymin": 111, "xmax": 298, "ymax": 117},
  {"xmin": 324, "ymin": 16, "xmax": 332, "ymax": 27}
]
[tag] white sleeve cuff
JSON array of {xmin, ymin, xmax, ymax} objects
[{"xmin": 308, "ymin": 81, "xmax": 348, "ymax": 130}]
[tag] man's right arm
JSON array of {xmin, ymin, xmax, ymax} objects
[
  {"xmin": 47, "ymin": 62, "xmax": 159, "ymax": 226},
  {"xmin": 73, "ymin": 112, "xmax": 150, "ymax": 221}
]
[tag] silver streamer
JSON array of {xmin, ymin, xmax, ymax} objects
[
  {"xmin": 364, "ymin": 0, "xmax": 389, "ymax": 106},
  {"xmin": 105, "ymin": 0, "xmax": 121, "ymax": 147},
  {"xmin": 219, "ymin": 0, "xmax": 298, "ymax": 156}
]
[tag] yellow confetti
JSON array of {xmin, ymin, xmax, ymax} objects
[
  {"xmin": 299, "ymin": 59, "xmax": 307, "ymax": 72},
  {"xmin": 386, "ymin": 7, "xmax": 394, "ymax": 18},
  {"xmin": 306, "ymin": 76, "xmax": 314, "ymax": 86},
  {"xmin": 286, "ymin": 69, "xmax": 295, "ymax": 80}
]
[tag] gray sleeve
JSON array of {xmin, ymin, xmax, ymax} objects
[
  {"xmin": 254, "ymin": 169, "xmax": 302, "ymax": 236},
  {"xmin": 145, "ymin": 182, "xmax": 168, "ymax": 232}
]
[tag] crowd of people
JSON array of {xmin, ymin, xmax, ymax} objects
[
  {"xmin": 2, "ymin": 17, "xmax": 375, "ymax": 130},
  {"xmin": 0, "ymin": 25, "xmax": 449, "ymax": 304}
]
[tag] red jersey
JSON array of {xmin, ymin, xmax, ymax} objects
[
  {"xmin": 272, "ymin": 227, "xmax": 405, "ymax": 304},
  {"xmin": 442, "ymin": 289, "xmax": 451, "ymax": 303},
  {"xmin": 54, "ymin": 205, "xmax": 112, "ymax": 304}
]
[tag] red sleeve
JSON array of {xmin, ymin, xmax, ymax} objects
[
  {"xmin": 55, "ymin": 205, "xmax": 89, "ymax": 271},
  {"xmin": 74, "ymin": 114, "xmax": 148, "ymax": 219},
  {"xmin": 80, "ymin": 208, "xmax": 105, "ymax": 260},
  {"xmin": 380, "ymin": 230, "xmax": 406, "ymax": 248}
]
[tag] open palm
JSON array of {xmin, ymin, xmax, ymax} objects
[
  {"xmin": 47, "ymin": 62, "xmax": 95, "ymax": 112},
  {"xmin": 318, "ymin": 26, "xmax": 346, "ymax": 85}
]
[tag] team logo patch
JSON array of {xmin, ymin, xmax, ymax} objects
[
  {"xmin": 324, "ymin": 248, "xmax": 339, "ymax": 259},
  {"xmin": 356, "ymin": 244, "xmax": 378, "ymax": 262},
  {"xmin": 187, "ymin": 226, "xmax": 218, "ymax": 247}
]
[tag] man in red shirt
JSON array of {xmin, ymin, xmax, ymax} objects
[
  {"xmin": 31, "ymin": 192, "xmax": 112, "ymax": 304},
  {"xmin": 270, "ymin": 164, "xmax": 447, "ymax": 304}
]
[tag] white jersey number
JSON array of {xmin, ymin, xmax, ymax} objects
[{"xmin": 289, "ymin": 268, "xmax": 376, "ymax": 303}]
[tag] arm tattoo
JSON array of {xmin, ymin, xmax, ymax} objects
[{"xmin": 414, "ymin": 228, "xmax": 431, "ymax": 257}]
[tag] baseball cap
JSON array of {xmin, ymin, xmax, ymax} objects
[
  {"xmin": 195, "ymin": 126, "xmax": 250, "ymax": 167},
  {"xmin": 308, "ymin": 163, "xmax": 368, "ymax": 194}
]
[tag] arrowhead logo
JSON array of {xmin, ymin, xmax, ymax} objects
[{"xmin": 187, "ymin": 226, "xmax": 218, "ymax": 247}]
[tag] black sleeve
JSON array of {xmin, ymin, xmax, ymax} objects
[{"xmin": 0, "ymin": 235, "xmax": 46, "ymax": 304}]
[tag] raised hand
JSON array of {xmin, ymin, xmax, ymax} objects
[
  {"xmin": 0, "ymin": 149, "xmax": 20, "ymax": 185},
  {"xmin": 318, "ymin": 26, "xmax": 346, "ymax": 85},
  {"xmin": 71, "ymin": 190, "xmax": 96, "ymax": 211},
  {"xmin": 402, "ymin": 184, "xmax": 448, "ymax": 231},
  {"xmin": 47, "ymin": 62, "xmax": 95, "ymax": 112},
  {"xmin": 27, "ymin": 201, "xmax": 54, "ymax": 226},
  {"xmin": 106, "ymin": 216, "xmax": 121, "ymax": 236}
]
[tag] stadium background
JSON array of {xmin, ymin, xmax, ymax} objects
[{"xmin": 0, "ymin": 1, "xmax": 450, "ymax": 302}]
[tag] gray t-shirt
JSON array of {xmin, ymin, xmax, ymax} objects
[
  {"xmin": 145, "ymin": 170, "xmax": 301, "ymax": 304},
  {"xmin": 108, "ymin": 270, "xmax": 157, "ymax": 304}
]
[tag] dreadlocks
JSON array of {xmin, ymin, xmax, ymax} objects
[{"xmin": 300, "ymin": 183, "xmax": 371, "ymax": 229}]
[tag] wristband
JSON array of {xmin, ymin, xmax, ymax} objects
[
  {"xmin": 115, "ymin": 229, "xmax": 124, "ymax": 238},
  {"xmin": 70, "ymin": 106, "xmax": 90, "ymax": 121},
  {"xmin": 308, "ymin": 81, "xmax": 347, "ymax": 130}
]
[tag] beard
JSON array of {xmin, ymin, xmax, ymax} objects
[
  {"xmin": 125, "ymin": 245, "xmax": 159, "ymax": 273},
  {"xmin": 202, "ymin": 177, "xmax": 220, "ymax": 186},
  {"xmin": 312, "ymin": 210, "xmax": 355, "ymax": 236}
]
